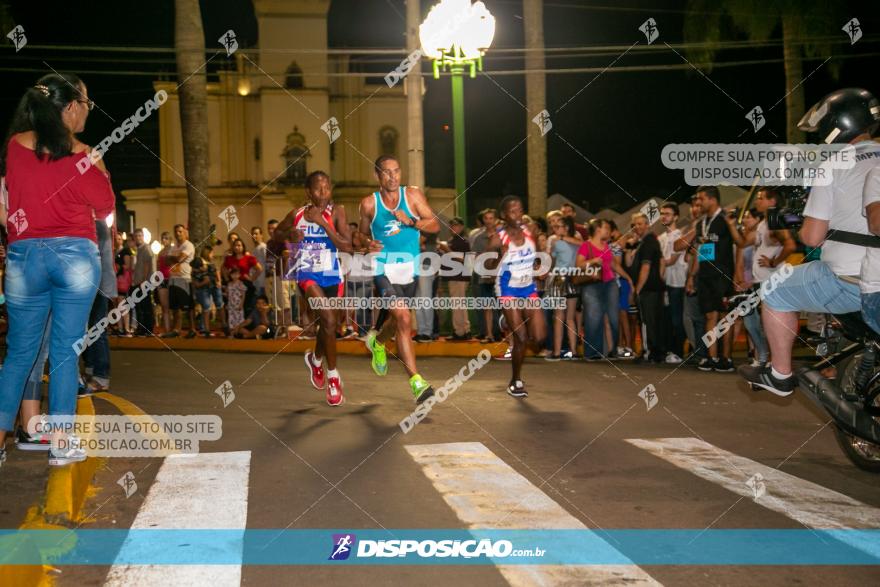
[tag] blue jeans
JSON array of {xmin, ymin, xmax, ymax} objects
[
  {"xmin": 743, "ymin": 303, "xmax": 769, "ymax": 362},
  {"xmin": 23, "ymin": 318, "xmax": 52, "ymax": 402},
  {"xmin": 84, "ymin": 293, "xmax": 111, "ymax": 379},
  {"xmin": 581, "ymin": 280, "xmax": 618, "ymax": 358},
  {"xmin": 863, "ymin": 292, "xmax": 880, "ymax": 335},
  {"xmin": 762, "ymin": 261, "xmax": 860, "ymax": 314},
  {"xmin": 0, "ymin": 237, "xmax": 99, "ymax": 431}
]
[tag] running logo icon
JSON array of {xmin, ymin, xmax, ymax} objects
[
  {"xmin": 117, "ymin": 471, "xmax": 138, "ymax": 498},
  {"xmin": 8, "ymin": 209, "xmax": 28, "ymax": 235},
  {"xmin": 7, "ymin": 25, "xmax": 26, "ymax": 52},
  {"xmin": 746, "ymin": 106, "xmax": 765, "ymax": 132},
  {"xmin": 321, "ymin": 117, "xmax": 341, "ymax": 143},
  {"xmin": 219, "ymin": 205, "xmax": 239, "ymax": 231},
  {"xmin": 843, "ymin": 18, "xmax": 862, "ymax": 45},
  {"xmin": 532, "ymin": 110, "xmax": 552, "ymax": 136},
  {"xmin": 219, "ymin": 30, "xmax": 238, "ymax": 56},
  {"xmin": 638, "ymin": 384, "xmax": 658, "ymax": 411},
  {"xmin": 383, "ymin": 220, "xmax": 402, "ymax": 237},
  {"xmin": 639, "ymin": 18, "xmax": 659, "ymax": 44},
  {"xmin": 640, "ymin": 199, "xmax": 660, "ymax": 226},
  {"xmin": 746, "ymin": 473, "xmax": 766, "ymax": 500},
  {"xmin": 329, "ymin": 533, "xmax": 356, "ymax": 560},
  {"xmin": 215, "ymin": 380, "xmax": 236, "ymax": 408}
]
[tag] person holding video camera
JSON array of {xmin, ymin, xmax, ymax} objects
[
  {"xmin": 739, "ymin": 88, "xmax": 880, "ymax": 395},
  {"xmin": 862, "ymin": 167, "xmax": 880, "ymax": 335}
]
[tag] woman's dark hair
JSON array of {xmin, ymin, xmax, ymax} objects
[
  {"xmin": 559, "ymin": 215, "xmax": 576, "ymax": 237},
  {"xmin": 749, "ymin": 207, "xmax": 764, "ymax": 221},
  {"xmin": 534, "ymin": 217, "xmax": 548, "ymax": 235},
  {"xmin": 1, "ymin": 73, "xmax": 85, "ymax": 175},
  {"xmin": 588, "ymin": 218, "xmax": 609, "ymax": 237},
  {"xmin": 607, "ymin": 219, "xmax": 618, "ymax": 233}
]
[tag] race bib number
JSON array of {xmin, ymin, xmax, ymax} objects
[
  {"xmin": 698, "ymin": 242, "xmax": 715, "ymax": 262},
  {"xmin": 508, "ymin": 265, "xmax": 532, "ymax": 288}
]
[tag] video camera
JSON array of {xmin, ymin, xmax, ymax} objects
[{"xmin": 765, "ymin": 185, "xmax": 810, "ymax": 230}]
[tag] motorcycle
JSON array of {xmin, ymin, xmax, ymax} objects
[{"xmin": 794, "ymin": 312, "xmax": 880, "ymax": 472}]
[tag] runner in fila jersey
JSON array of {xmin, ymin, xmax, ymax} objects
[
  {"xmin": 359, "ymin": 155, "xmax": 440, "ymax": 404},
  {"xmin": 487, "ymin": 195, "xmax": 547, "ymax": 398},
  {"xmin": 273, "ymin": 171, "xmax": 352, "ymax": 406}
]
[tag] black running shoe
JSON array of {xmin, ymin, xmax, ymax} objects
[
  {"xmin": 737, "ymin": 364, "xmax": 796, "ymax": 397},
  {"xmin": 714, "ymin": 357, "xmax": 735, "ymax": 373},
  {"xmin": 697, "ymin": 357, "xmax": 717, "ymax": 372},
  {"xmin": 507, "ymin": 380, "xmax": 528, "ymax": 398},
  {"xmin": 14, "ymin": 426, "xmax": 51, "ymax": 451}
]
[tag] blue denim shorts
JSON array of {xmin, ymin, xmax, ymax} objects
[
  {"xmin": 195, "ymin": 287, "xmax": 223, "ymax": 310},
  {"xmin": 762, "ymin": 261, "xmax": 860, "ymax": 314},
  {"xmin": 862, "ymin": 291, "xmax": 880, "ymax": 335}
]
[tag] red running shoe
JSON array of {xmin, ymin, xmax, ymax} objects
[
  {"xmin": 304, "ymin": 351, "xmax": 325, "ymax": 389},
  {"xmin": 326, "ymin": 376, "xmax": 344, "ymax": 406}
]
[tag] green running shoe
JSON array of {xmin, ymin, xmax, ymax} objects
[
  {"xmin": 410, "ymin": 374, "xmax": 435, "ymax": 404},
  {"xmin": 366, "ymin": 332, "xmax": 387, "ymax": 376}
]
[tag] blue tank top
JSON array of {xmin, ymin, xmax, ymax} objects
[{"xmin": 370, "ymin": 187, "xmax": 421, "ymax": 282}]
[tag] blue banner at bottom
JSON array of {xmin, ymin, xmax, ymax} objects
[{"xmin": 1, "ymin": 529, "xmax": 879, "ymax": 565}]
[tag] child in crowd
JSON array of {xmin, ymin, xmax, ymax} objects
[
  {"xmin": 226, "ymin": 267, "xmax": 247, "ymax": 331},
  {"xmin": 233, "ymin": 295, "xmax": 275, "ymax": 339}
]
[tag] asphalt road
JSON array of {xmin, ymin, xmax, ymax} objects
[{"xmin": 2, "ymin": 348, "xmax": 879, "ymax": 586}]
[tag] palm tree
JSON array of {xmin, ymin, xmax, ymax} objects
[
  {"xmin": 524, "ymin": 0, "xmax": 547, "ymax": 216},
  {"xmin": 174, "ymin": 0, "xmax": 210, "ymax": 245},
  {"xmin": 684, "ymin": 0, "xmax": 841, "ymax": 142}
]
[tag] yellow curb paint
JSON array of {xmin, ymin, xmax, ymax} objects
[
  {"xmin": 1, "ymin": 396, "xmax": 106, "ymax": 586},
  {"xmin": 110, "ymin": 337, "xmax": 515, "ymax": 357}
]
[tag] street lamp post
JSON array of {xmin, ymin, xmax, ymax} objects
[{"xmin": 420, "ymin": 0, "xmax": 495, "ymax": 223}]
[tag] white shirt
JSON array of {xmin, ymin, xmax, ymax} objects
[
  {"xmin": 169, "ymin": 240, "xmax": 195, "ymax": 281},
  {"xmin": 751, "ymin": 220, "xmax": 783, "ymax": 284},
  {"xmin": 658, "ymin": 227, "xmax": 687, "ymax": 288},
  {"xmin": 803, "ymin": 141, "xmax": 880, "ymax": 277},
  {"xmin": 862, "ymin": 166, "xmax": 880, "ymax": 294}
]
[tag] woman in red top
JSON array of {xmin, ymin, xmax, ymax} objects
[
  {"xmin": 576, "ymin": 219, "xmax": 632, "ymax": 361},
  {"xmin": 222, "ymin": 238, "xmax": 262, "ymax": 316},
  {"xmin": 0, "ymin": 73, "xmax": 114, "ymax": 468}
]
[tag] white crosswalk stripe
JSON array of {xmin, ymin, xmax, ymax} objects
[
  {"xmin": 406, "ymin": 441, "xmax": 662, "ymax": 586},
  {"xmin": 627, "ymin": 437, "xmax": 880, "ymax": 558},
  {"xmin": 104, "ymin": 451, "xmax": 251, "ymax": 587}
]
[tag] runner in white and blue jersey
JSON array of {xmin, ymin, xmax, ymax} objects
[
  {"xmin": 488, "ymin": 196, "xmax": 547, "ymax": 398},
  {"xmin": 359, "ymin": 155, "xmax": 440, "ymax": 404},
  {"xmin": 273, "ymin": 171, "xmax": 352, "ymax": 406}
]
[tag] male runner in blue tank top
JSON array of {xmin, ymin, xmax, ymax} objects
[
  {"xmin": 273, "ymin": 171, "xmax": 352, "ymax": 406},
  {"xmin": 359, "ymin": 155, "xmax": 440, "ymax": 403}
]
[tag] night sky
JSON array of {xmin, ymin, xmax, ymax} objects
[{"xmin": 1, "ymin": 0, "xmax": 878, "ymax": 221}]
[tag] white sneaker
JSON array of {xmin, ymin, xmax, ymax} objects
[
  {"xmin": 665, "ymin": 352, "xmax": 683, "ymax": 364},
  {"xmin": 48, "ymin": 435, "xmax": 87, "ymax": 466},
  {"xmin": 750, "ymin": 358, "xmax": 767, "ymax": 368},
  {"xmin": 616, "ymin": 346, "xmax": 635, "ymax": 359}
]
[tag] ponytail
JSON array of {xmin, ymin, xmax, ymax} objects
[{"xmin": 1, "ymin": 73, "xmax": 84, "ymax": 175}]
